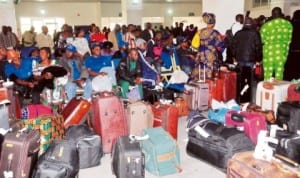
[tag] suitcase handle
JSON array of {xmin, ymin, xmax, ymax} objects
[{"xmin": 231, "ymin": 113, "xmax": 245, "ymax": 123}]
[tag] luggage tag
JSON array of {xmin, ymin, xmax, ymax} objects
[
  {"xmin": 3, "ymin": 153, "xmax": 13, "ymax": 178},
  {"xmin": 194, "ymin": 125, "xmax": 210, "ymax": 138},
  {"xmin": 129, "ymin": 134, "xmax": 149, "ymax": 142}
]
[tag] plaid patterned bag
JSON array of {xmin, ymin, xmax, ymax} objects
[{"xmin": 21, "ymin": 114, "xmax": 65, "ymax": 155}]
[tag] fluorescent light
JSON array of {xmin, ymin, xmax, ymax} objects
[
  {"xmin": 167, "ymin": 9, "xmax": 173, "ymax": 14},
  {"xmin": 40, "ymin": 9, "xmax": 46, "ymax": 15}
]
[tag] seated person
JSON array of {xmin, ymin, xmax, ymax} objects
[
  {"xmin": 146, "ymin": 32, "xmax": 163, "ymax": 75},
  {"xmin": 116, "ymin": 48, "xmax": 143, "ymax": 99},
  {"xmin": 0, "ymin": 47, "xmax": 8, "ymax": 80},
  {"xmin": 100, "ymin": 41, "xmax": 115, "ymax": 57},
  {"xmin": 176, "ymin": 37, "xmax": 196, "ymax": 76},
  {"xmin": 136, "ymin": 38, "xmax": 159, "ymax": 85},
  {"xmin": 85, "ymin": 43, "xmax": 116, "ymax": 86},
  {"xmin": 59, "ymin": 44, "xmax": 92, "ymax": 101}
]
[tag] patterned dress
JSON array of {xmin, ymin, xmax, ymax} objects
[
  {"xmin": 198, "ymin": 27, "xmax": 224, "ymax": 78},
  {"xmin": 260, "ymin": 18, "xmax": 293, "ymax": 80}
]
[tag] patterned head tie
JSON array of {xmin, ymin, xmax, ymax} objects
[{"xmin": 202, "ymin": 12, "xmax": 216, "ymax": 24}]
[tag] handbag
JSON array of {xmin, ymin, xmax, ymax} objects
[{"xmin": 254, "ymin": 63, "xmax": 264, "ymax": 81}]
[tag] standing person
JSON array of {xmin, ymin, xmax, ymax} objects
[
  {"xmin": 284, "ymin": 10, "xmax": 300, "ymax": 81},
  {"xmin": 0, "ymin": 26, "xmax": 18, "ymax": 49},
  {"xmin": 0, "ymin": 47, "xmax": 8, "ymax": 80},
  {"xmin": 22, "ymin": 26, "xmax": 36, "ymax": 47},
  {"xmin": 232, "ymin": 18, "xmax": 263, "ymax": 103},
  {"xmin": 108, "ymin": 24, "xmax": 127, "ymax": 51},
  {"xmin": 141, "ymin": 22, "xmax": 155, "ymax": 42},
  {"xmin": 35, "ymin": 26, "xmax": 54, "ymax": 52},
  {"xmin": 260, "ymin": 7, "xmax": 292, "ymax": 80},
  {"xmin": 116, "ymin": 48, "xmax": 143, "ymax": 99},
  {"xmin": 197, "ymin": 12, "xmax": 224, "ymax": 79},
  {"xmin": 124, "ymin": 24, "xmax": 136, "ymax": 49}
]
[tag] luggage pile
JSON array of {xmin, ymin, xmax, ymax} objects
[{"xmin": 1, "ymin": 72, "xmax": 300, "ymax": 178}]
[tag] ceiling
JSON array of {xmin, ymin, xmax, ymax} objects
[{"xmin": 20, "ymin": 0, "xmax": 202, "ymax": 3}]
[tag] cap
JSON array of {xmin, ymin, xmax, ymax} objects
[
  {"xmin": 90, "ymin": 43, "xmax": 101, "ymax": 50},
  {"xmin": 135, "ymin": 38, "xmax": 146, "ymax": 47},
  {"xmin": 65, "ymin": 44, "xmax": 77, "ymax": 53}
]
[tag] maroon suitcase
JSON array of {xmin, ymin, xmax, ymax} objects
[
  {"xmin": 220, "ymin": 71, "xmax": 237, "ymax": 102},
  {"xmin": 61, "ymin": 97, "xmax": 91, "ymax": 129},
  {"xmin": 91, "ymin": 92, "xmax": 128, "ymax": 153},
  {"xmin": 287, "ymin": 84, "xmax": 300, "ymax": 101},
  {"xmin": 0, "ymin": 129, "xmax": 40, "ymax": 178},
  {"xmin": 151, "ymin": 103, "xmax": 179, "ymax": 140}
]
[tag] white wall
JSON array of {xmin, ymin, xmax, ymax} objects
[
  {"xmin": 202, "ymin": 0, "xmax": 245, "ymax": 34},
  {"xmin": 101, "ymin": 2, "xmax": 121, "ymax": 17},
  {"xmin": 0, "ymin": 1, "xmax": 18, "ymax": 36},
  {"xmin": 15, "ymin": 2, "xmax": 101, "ymax": 27}
]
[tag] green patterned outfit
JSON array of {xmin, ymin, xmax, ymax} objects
[{"xmin": 260, "ymin": 18, "xmax": 293, "ymax": 80}]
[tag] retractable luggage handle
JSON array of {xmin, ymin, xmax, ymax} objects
[{"xmin": 231, "ymin": 113, "xmax": 245, "ymax": 123}]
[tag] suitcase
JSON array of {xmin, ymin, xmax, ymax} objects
[
  {"xmin": 21, "ymin": 115, "xmax": 65, "ymax": 155},
  {"xmin": 174, "ymin": 97, "xmax": 189, "ymax": 117},
  {"xmin": 141, "ymin": 127, "xmax": 181, "ymax": 176},
  {"xmin": 143, "ymin": 87, "xmax": 174, "ymax": 104},
  {"xmin": 183, "ymin": 82, "xmax": 209, "ymax": 111},
  {"xmin": 276, "ymin": 101, "xmax": 300, "ymax": 133},
  {"xmin": 126, "ymin": 101, "xmax": 154, "ymax": 136},
  {"xmin": 227, "ymin": 151, "xmax": 299, "ymax": 178},
  {"xmin": 91, "ymin": 92, "xmax": 128, "ymax": 153},
  {"xmin": 33, "ymin": 140, "xmax": 79, "ymax": 178},
  {"xmin": 0, "ymin": 129, "xmax": 40, "ymax": 178},
  {"xmin": 61, "ymin": 97, "xmax": 91, "ymax": 129},
  {"xmin": 287, "ymin": 84, "xmax": 300, "ymax": 101},
  {"xmin": 225, "ymin": 110, "xmax": 267, "ymax": 144},
  {"xmin": 21, "ymin": 104, "xmax": 53, "ymax": 120},
  {"xmin": 6, "ymin": 86, "xmax": 21, "ymax": 119},
  {"xmin": 0, "ymin": 104, "xmax": 9, "ymax": 130},
  {"xmin": 112, "ymin": 136, "xmax": 145, "ymax": 178},
  {"xmin": 220, "ymin": 71, "xmax": 237, "ymax": 102},
  {"xmin": 274, "ymin": 130, "xmax": 300, "ymax": 164},
  {"xmin": 206, "ymin": 78, "xmax": 224, "ymax": 106},
  {"xmin": 151, "ymin": 103, "xmax": 179, "ymax": 140},
  {"xmin": 186, "ymin": 120, "xmax": 255, "ymax": 171},
  {"xmin": 65, "ymin": 124, "xmax": 103, "ymax": 169},
  {"xmin": 255, "ymin": 80, "xmax": 291, "ymax": 115}
]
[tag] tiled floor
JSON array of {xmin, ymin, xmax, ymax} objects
[{"xmin": 79, "ymin": 116, "xmax": 226, "ymax": 178}]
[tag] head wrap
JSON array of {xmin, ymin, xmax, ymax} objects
[{"xmin": 202, "ymin": 12, "xmax": 216, "ymax": 24}]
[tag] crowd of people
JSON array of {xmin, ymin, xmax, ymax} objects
[{"xmin": 0, "ymin": 7, "xmax": 299, "ymax": 108}]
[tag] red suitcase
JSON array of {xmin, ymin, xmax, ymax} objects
[
  {"xmin": 287, "ymin": 84, "xmax": 300, "ymax": 101},
  {"xmin": 61, "ymin": 97, "xmax": 91, "ymax": 129},
  {"xmin": 0, "ymin": 129, "xmax": 40, "ymax": 178},
  {"xmin": 151, "ymin": 103, "xmax": 179, "ymax": 140},
  {"xmin": 225, "ymin": 110, "xmax": 267, "ymax": 144},
  {"xmin": 220, "ymin": 71, "xmax": 237, "ymax": 101},
  {"xmin": 206, "ymin": 78, "xmax": 224, "ymax": 106},
  {"xmin": 91, "ymin": 92, "xmax": 128, "ymax": 153}
]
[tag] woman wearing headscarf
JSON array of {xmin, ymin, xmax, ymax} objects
[
  {"xmin": 196, "ymin": 12, "xmax": 224, "ymax": 79},
  {"xmin": 284, "ymin": 10, "xmax": 300, "ymax": 81}
]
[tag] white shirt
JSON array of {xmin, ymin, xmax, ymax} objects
[
  {"xmin": 231, "ymin": 22, "xmax": 243, "ymax": 36},
  {"xmin": 35, "ymin": 33, "xmax": 54, "ymax": 50},
  {"xmin": 67, "ymin": 37, "xmax": 90, "ymax": 56}
]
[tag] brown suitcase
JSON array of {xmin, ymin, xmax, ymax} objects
[
  {"xmin": 126, "ymin": 101, "xmax": 154, "ymax": 136},
  {"xmin": 174, "ymin": 97, "xmax": 189, "ymax": 117},
  {"xmin": 61, "ymin": 97, "xmax": 91, "ymax": 129},
  {"xmin": 183, "ymin": 82, "xmax": 209, "ymax": 111},
  {"xmin": 0, "ymin": 129, "xmax": 40, "ymax": 178},
  {"xmin": 91, "ymin": 92, "xmax": 128, "ymax": 153},
  {"xmin": 5, "ymin": 86, "xmax": 21, "ymax": 119},
  {"xmin": 227, "ymin": 151, "xmax": 300, "ymax": 178},
  {"xmin": 220, "ymin": 71, "xmax": 237, "ymax": 102}
]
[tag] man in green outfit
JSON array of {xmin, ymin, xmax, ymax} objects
[
  {"xmin": 260, "ymin": 7, "xmax": 293, "ymax": 80},
  {"xmin": 116, "ymin": 48, "xmax": 143, "ymax": 99}
]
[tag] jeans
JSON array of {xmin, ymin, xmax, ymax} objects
[{"xmin": 65, "ymin": 79, "xmax": 92, "ymax": 101}]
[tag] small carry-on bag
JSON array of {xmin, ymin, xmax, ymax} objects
[
  {"xmin": 0, "ymin": 129, "xmax": 40, "ymax": 178},
  {"xmin": 151, "ymin": 103, "xmax": 179, "ymax": 140},
  {"xmin": 33, "ymin": 140, "xmax": 79, "ymax": 178},
  {"xmin": 112, "ymin": 136, "xmax": 145, "ymax": 178},
  {"xmin": 220, "ymin": 71, "xmax": 237, "ymax": 102},
  {"xmin": 65, "ymin": 124, "xmax": 103, "ymax": 169},
  {"xmin": 287, "ymin": 84, "xmax": 300, "ymax": 101},
  {"xmin": 186, "ymin": 120, "xmax": 255, "ymax": 171},
  {"xmin": 206, "ymin": 78, "xmax": 224, "ymax": 106},
  {"xmin": 126, "ymin": 101, "xmax": 154, "ymax": 136},
  {"xmin": 91, "ymin": 91, "xmax": 128, "ymax": 153},
  {"xmin": 245, "ymin": 103, "xmax": 276, "ymax": 124},
  {"xmin": 225, "ymin": 110, "xmax": 267, "ymax": 144},
  {"xmin": 183, "ymin": 82, "xmax": 209, "ymax": 111},
  {"xmin": 276, "ymin": 101, "xmax": 300, "ymax": 133},
  {"xmin": 141, "ymin": 127, "xmax": 181, "ymax": 176},
  {"xmin": 255, "ymin": 80, "xmax": 291, "ymax": 115},
  {"xmin": 61, "ymin": 97, "xmax": 91, "ymax": 129},
  {"xmin": 227, "ymin": 151, "xmax": 299, "ymax": 178},
  {"xmin": 21, "ymin": 104, "xmax": 53, "ymax": 120}
]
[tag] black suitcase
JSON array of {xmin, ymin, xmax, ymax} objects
[
  {"xmin": 112, "ymin": 136, "xmax": 145, "ymax": 178},
  {"xmin": 143, "ymin": 87, "xmax": 174, "ymax": 104},
  {"xmin": 277, "ymin": 101, "xmax": 300, "ymax": 133},
  {"xmin": 186, "ymin": 120, "xmax": 255, "ymax": 171},
  {"xmin": 65, "ymin": 124, "xmax": 103, "ymax": 169},
  {"xmin": 33, "ymin": 140, "xmax": 79, "ymax": 178},
  {"xmin": 274, "ymin": 130, "xmax": 300, "ymax": 164}
]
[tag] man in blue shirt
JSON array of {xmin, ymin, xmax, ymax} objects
[{"xmin": 59, "ymin": 44, "xmax": 92, "ymax": 101}]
